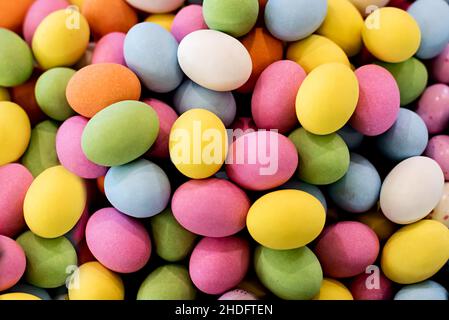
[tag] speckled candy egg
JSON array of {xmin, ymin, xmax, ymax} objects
[
  {"xmin": 0, "ymin": 236, "xmax": 26, "ymax": 291},
  {"xmin": 91, "ymin": 32, "xmax": 126, "ymax": 65},
  {"xmin": 425, "ymin": 135, "xmax": 449, "ymax": 180},
  {"xmin": 416, "ymin": 84, "xmax": 449, "ymax": 135},
  {"xmin": 430, "ymin": 182, "xmax": 449, "ymax": 227},
  {"xmin": 432, "ymin": 43, "xmax": 449, "ymax": 84}
]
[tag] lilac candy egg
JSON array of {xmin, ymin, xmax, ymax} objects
[
  {"xmin": 172, "ymin": 178, "xmax": 250, "ymax": 237},
  {"xmin": 425, "ymin": 135, "xmax": 449, "ymax": 180},
  {"xmin": 219, "ymin": 289, "xmax": 258, "ymax": 300},
  {"xmin": 86, "ymin": 207, "xmax": 151, "ymax": 274},
  {"xmin": 432, "ymin": 43, "xmax": 449, "ymax": 84},
  {"xmin": 350, "ymin": 271, "xmax": 394, "ymax": 300},
  {"xmin": 0, "ymin": 164, "xmax": 33, "ymax": 237},
  {"xmin": 350, "ymin": 65, "xmax": 400, "ymax": 136},
  {"xmin": 23, "ymin": 0, "xmax": 69, "ymax": 45},
  {"xmin": 56, "ymin": 116, "xmax": 108, "ymax": 179},
  {"xmin": 0, "ymin": 235, "xmax": 26, "ymax": 291},
  {"xmin": 416, "ymin": 84, "xmax": 449, "ymax": 134},
  {"xmin": 251, "ymin": 60, "xmax": 306, "ymax": 134},
  {"xmin": 91, "ymin": 32, "xmax": 126, "ymax": 66},
  {"xmin": 226, "ymin": 131, "xmax": 298, "ymax": 191},
  {"xmin": 189, "ymin": 237, "xmax": 250, "ymax": 295},
  {"xmin": 171, "ymin": 5, "xmax": 208, "ymax": 43}
]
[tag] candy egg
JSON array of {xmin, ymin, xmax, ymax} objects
[
  {"xmin": 430, "ymin": 182, "xmax": 449, "ymax": 227},
  {"xmin": 337, "ymin": 125, "xmax": 364, "ymax": 150},
  {"xmin": 68, "ymin": 262, "xmax": 124, "ymax": 300},
  {"xmin": 0, "ymin": 0, "xmax": 34, "ymax": 32},
  {"xmin": 24, "ymin": 166, "xmax": 87, "ymax": 238},
  {"xmin": 278, "ymin": 180, "xmax": 327, "ymax": 211},
  {"xmin": 125, "ymin": 0, "xmax": 185, "ymax": 13},
  {"xmin": 0, "ymin": 236, "xmax": 26, "ymax": 291},
  {"xmin": 350, "ymin": 271, "xmax": 394, "ymax": 300},
  {"xmin": 16, "ymin": 231, "xmax": 78, "ymax": 288},
  {"xmin": 219, "ymin": 290, "xmax": 258, "ymax": 301},
  {"xmin": 0, "ymin": 293, "xmax": 41, "ymax": 300},
  {"xmin": 145, "ymin": 14, "xmax": 175, "ymax": 31},
  {"xmin": 314, "ymin": 221, "xmax": 380, "ymax": 278},
  {"xmin": 124, "ymin": 22, "xmax": 183, "ymax": 93},
  {"xmin": 380, "ymin": 156, "xmax": 444, "ymax": 224},
  {"xmin": 32, "ymin": 9, "xmax": 90, "ymax": 69},
  {"xmin": 264, "ymin": 0, "xmax": 327, "ymax": 42},
  {"xmin": 82, "ymin": 101, "xmax": 160, "ymax": 167},
  {"xmin": 91, "ymin": 32, "xmax": 126, "ymax": 65},
  {"xmin": 416, "ymin": 84, "xmax": 449, "ymax": 135},
  {"xmin": 177, "ymin": 30, "xmax": 252, "ymax": 92},
  {"xmin": 313, "ymin": 279, "xmax": 353, "ymax": 300},
  {"xmin": 254, "ymin": 246, "xmax": 323, "ymax": 300},
  {"xmin": 296, "ymin": 63, "xmax": 359, "ymax": 135},
  {"xmin": 425, "ymin": 135, "xmax": 449, "ymax": 180},
  {"xmin": 394, "ymin": 280, "xmax": 448, "ymax": 300},
  {"xmin": 381, "ymin": 220, "xmax": 449, "ymax": 284},
  {"xmin": 8, "ymin": 284, "xmax": 51, "ymax": 300},
  {"xmin": 171, "ymin": 5, "xmax": 208, "ymax": 42},
  {"xmin": 137, "ymin": 265, "xmax": 196, "ymax": 300},
  {"xmin": 432, "ymin": 43, "xmax": 449, "ymax": 84},
  {"xmin": 247, "ymin": 190, "xmax": 326, "ymax": 250},
  {"xmin": 189, "ymin": 237, "xmax": 250, "ymax": 295},
  {"xmin": 349, "ymin": 0, "xmax": 389, "ymax": 16},
  {"xmin": 356, "ymin": 209, "xmax": 398, "ymax": 242},
  {"xmin": 362, "ymin": 7, "xmax": 421, "ymax": 63}
]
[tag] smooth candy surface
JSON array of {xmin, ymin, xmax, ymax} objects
[
  {"xmin": 313, "ymin": 279, "xmax": 353, "ymax": 300},
  {"xmin": 91, "ymin": 32, "xmax": 126, "ymax": 65},
  {"xmin": 394, "ymin": 281, "xmax": 448, "ymax": 300},
  {"xmin": 125, "ymin": 0, "xmax": 185, "ymax": 13},
  {"xmin": 278, "ymin": 180, "xmax": 327, "ymax": 211},
  {"xmin": 171, "ymin": 5, "xmax": 207, "ymax": 42},
  {"xmin": 0, "ymin": 235, "xmax": 26, "ymax": 291},
  {"xmin": 349, "ymin": 0, "xmax": 389, "ymax": 15},
  {"xmin": 0, "ymin": 0, "xmax": 34, "ymax": 32}
]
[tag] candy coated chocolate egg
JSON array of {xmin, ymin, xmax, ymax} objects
[
  {"xmin": 416, "ymin": 84, "xmax": 449, "ymax": 135},
  {"xmin": 125, "ymin": 0, "xmax": 185, "ymax": 13},
  {"xmin": 171, "ymin": 5, "xmax": 207, "ymax": 42},
  {"xmin": 0, "ymin": 235, "xmax": 26, "ymax": 291},
  {"xmin": 313, "ymin": 279, "xmax": 353, "ymax": 300},
  {"xmin": 394, "ymin": 281, "xmax": 448, "ymax": 300},
  {"xmin": 91, "ymin": 32, "xmax": 126, "ymax": 65},
  {"xmin": 430, "ymin": 182, "xmax": 449, "ymax": 227}
]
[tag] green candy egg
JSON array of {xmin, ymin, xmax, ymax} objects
[
  {"xmin": 35, "ymin": 68, "xmax": 76, "ymax": 121},
  {"xmin": 254, "ymin": 246, "xmax": 323, "ymax": 300},
  {"xmin": 288, "ymin": 127, "xmax": 350, "ymax": 185},
  {"xmin": 150, "ymin": 208, "xmax": 198, "ymax": 262},
  {"xmin": 16, "ymin": 231, "xmax": 77, "ymax": 289},
  {"xmin": 21, "ymin": 120, "xmax": 59, "ymax": 177},
  {"xmin": 376, "ymin": 58, "xmax": 428, "ymax": 107},
  {"xmin": 82, "ymin": 100, "xmax": 159, "ymax": 167},
  {"xmin": 137, "ymin": 265, "xmax": 196, "ymax": 300},
  {"xmin": 203, "ymin": 0, "xmax": 259, "ymax": 37},
  {"xmin": 0, "ymin": 28, "xmax": 34, "ymax": 87}
]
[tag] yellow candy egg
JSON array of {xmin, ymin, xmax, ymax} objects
[
  {"xmin": 286, "ymin": 35, "xmax": 350, "ymax": 73},
  {"xmin": 0, "ymin": 293, "xmax": 41, "ymax": 300},
  {"xmin": 317, "ymin": 0, "xmax": 364, "ymax": 57},
  {"xmin": 296, "ymin": 63, "xmax": 359, "ymax": 135},
  {"xmin": 362, "ymin": 7, "xmax": 421, "ymax": 63},
  {"xmin": 169, "ymin": 109, "xmax": 227, "ymax": 179},
  {"xmin": 145, "ymin": 14, "xmax": 175, "ymax": 31},
  {"xmin": 0, "ymin": 102, "xmax": 31, "ymax": 166},
  {"xmin": 68, "ymin": 262, "xmax": 125, "ymax": 300},
  {"xmin": 32, "ymin": 9, "xmax": 90, "ymax": 69},
  {"xmin": 24, "ymin": 166, "xmax": 87, "ymax": 238},
  {"xmin": 381, "ymin": 220, "xmax": 449, "ymax": 284},
  {"xmin": 357, "ymin": 207, "xmax": 398, "ymax": 242},
  {"xmin": 313, "ymin": 279, "xmax": 354, "ymax": 300},
  {"xmin": 69, "ymin": 0, "xmax": 85, "ymax": 9},
  {"xmin": 0, "ymin": 87, "xmax": 10, "ymax": 101},
  {"xmin": 247, "ymin": 190, "xmax": 326, "ymax": 250}
]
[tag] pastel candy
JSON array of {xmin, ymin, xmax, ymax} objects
[
  {"xmin": 145, "ymin": 14, "xmax": 175, "ymax": 31},
  {"xmin": 416, "ymin": 84, "xmax": 449, "ymax": 134},
  {"xmin": 137, "ymin": 265, "xmax": 196, "ymax": 300},
  {"xmin": 8, "ymin": 283, "xmax": 52, "ymax": 300},
  {"xmin": 430, "ymin": 182, "xmax": 449, "ymax": 227},
  {"xmin": 337, "ymin": 125, "xmax": 364, "ymax": 150},
  {"xmin": 86, "ymin": 208, "xmax": 151, "ymax": 273},
  {"xmin": 172, "ymin": 178, "xmax": 249, "ymax": 237},
  {"xmin": 125, "ymin": 0, "xmax": 185, "ymax": 13},
  {"xmin": 0, "ymin": 0, "xmax": 34, "ymax": 32},
  {"xmin": 278, "ymin": 180, "xmax": 327, "ymax": 211},
  {"xmin": 65, "ymin": 207, "xmax": 89, "ymax": 246},
  {"xmin": 177, "ymin": 30, "xmax": 252, "ymax": 92},
  {"xmin": 380, "ymin": 156, "xmax": 444, "ymax": 224},
  {"xmin": 313, "ymin": 279, "xmax": 353, "ymax": 300},
  {"xmin": 356, "ymin": 209, "xmax": 398, "ymax": 242},
  {"xmin": 91, "ymin": 32, "xmax": 126, "ymax": 65},
  {"xmin": 189, "ymin": 237, "xmax": 250, "ymax": 295},
  {"xmin": 252, "ymin": 60, "xmax": 306, "ymax": 134},
  {"xmin": 350, "ymin": 271, "xmax": 394, "ymax": 300},
  {"xmin": 219, "ymin": 289, "xmax": 258, "ymax": 301},
  {"xmin": 226, "ymin": 131, "xmax": 298, "ymax": 191},
  {"xmin": 394, "ymin": 280, "xmax": 448, "ymax": 300},
  {"xmin": 0, "ymin": 164, "xmax": 33, "ymax": 237},
  {"xmin": 124, "ymin": 22, "xmax": 183, "ymax": 93},
  {"xmin": 10, "ymin": 76, "xmax": 46, "ymax": 126},
  {"xmin": 171, "ymin": 5, "xmax": 208, "ymax": 42},
  {"xmin": 0, "ymin": 236, "xmax": 26, "ymax": 291},
  {"xmin": 425, "ymin": 135, "xmax": 449, "ymax": 180},
  {"xmin": 105, "ymin": 159, "xmax": 171, "ymax": 218},
  {"xmin": 82, "ymin": 101, "xmax": 160, "ymax": 167},
  {"xmin": 349, "ymin": 0, "xmax": 389, "ymax": 15},
  {"xmin": 254, "ymin": 246, "xmax": 323, "ymax": 300},
  {"xmin": 56, "ymin": 116, "xmax": 108, "ymax": 179},
  {"xmin": 16, "ymin": 231, "xmax": 77, "ymax": 288},
  {"xmin": 432, "ymin": 43, "xmax": 449, "ymax": 84},
  {"xmin": 314, "ymin": 221, "xmax": 380, "ymax": 278},
  {"xmin": 0, "ymin": 293, "xmax": 41, "ymax": 300},
  {"xmin": 350, "ymin": 64, "xmax": 400, "ymax": 136},
  {"xmin": 264, "ymin": 0, "xmax": 327, "ymax": 42}
]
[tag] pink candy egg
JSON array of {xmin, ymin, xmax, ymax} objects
[
  {"xmin": 314, "ymin": 221, "xmax": 380, "ymax": 278},
  {"xmin": 143, "ymin": 98, "xmax": 178, "ymax": 159},
  {"xmin": 0, "ymin": 164, "xmax": 33, "ymax": 237},
  {"xmin": 350, "ymin": 271, "xmax": 394, "ymax": 300},
  {"xmin": 91, "ymin": 32, "xmax": 126, "ymax": 66},
  {"xmin": 85, "ymin": 207, "xmax": 151, "ymax": 273},
  {"xmin": 171, "ymin": 5, "xmax": 208, "ymax": 43},
  {"xmin": 189, "ymin": 237, "xmax": 250, "ymax": 295},
  {"xmin": 231, "ymin": 117, "xmax": 258, "ymax": 139},
  {"xmin": 416, "ymin": 84, "xmax": 449, "ymax": 134},
  {"xmin": 425, "ymin": 135, "xmax": 449, "ymax": 180},
  {"xmin": 0, "ymin": 235, "xmax": 26, "ymax": 291},
  {"xmin": 66, "ymin": 207, "xmax": 89, "ymax": 247},
  {"xmin": 56, "ymin": 116, "xmax": 108, "ymax": 179},
  {"xmin": 350, "ymin": 65, "xmax": 400, "ymax": 136},
  {"xmin": 226, "ymin": 131, "xmax": 298, "ymax": 191},
  {"xmin": 432, "ymin": 43, "xmax": 449, "ymax": 84},
  {"xmin": 252, "ymin": 60, "xmax": 306, "ymax": 134},
  {"xmin": 23, "ymin": 0, "xmax": 69, "ymax": 45},
  {"xmin": 172, "ymin": 178, "xmax": 250, "ymax": 237}
]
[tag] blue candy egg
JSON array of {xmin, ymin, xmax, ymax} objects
[
  {"xmin": 264, "ymin": 0, "xmax": 327, "ymax": 42},
  {"xmin": 408, "ymin": 0, "xmax": 449, "ymax": 59},
  {"xmin": 337, "ymin": 125, "xmax": 364, "ymax": 150},
  {"xmin": 124, "ymin": 23, "xmax": 184, "ymax": 93},
  {"xmin": 279, "ymin": 180, "xmax": 327, "ymax": 211},
  {"xmin": 394, "ymin": 281, "xmax": 448, "ymax": 300},
  {"xmin": 328, "ymin": 153, "xmax": 381, "ymax": 213},
  {"xmin": 104, "ymin": 159, "xmax": 171, "ymax": 218},
  {"xmin": 375, "ymin": 108, "xmax": 428, "ymax": 162},
  {"xmin": 173, "ymin": 79, "xmax": 236, "ymax": 126}
]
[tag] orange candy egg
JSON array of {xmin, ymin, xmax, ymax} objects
[{"xmin": 0, "ymin": 0, "xmax": 34, "ymax": 32}]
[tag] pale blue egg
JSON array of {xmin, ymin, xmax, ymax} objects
[
  {"xmin": 337, "ymin": 125, "xmax": 364, "ymax": 150},
  {"xmin": 105, "ymin": 159, "xmax": 171, "ymax": 218},
  {"xmin": 9, "ymin": 283, "xmax": 52, "ymax": 300},
  {"xmin": 394, "ymin": 281, "xmax": 448, "ymax": 300},
  {"xmin": 124, "ymin": 22, "xmax": 183, "ymax": 93}
]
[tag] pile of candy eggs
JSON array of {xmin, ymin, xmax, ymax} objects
[{"xmin": 1, "ymin": 0, "xmax": 449, "ymax": 301}]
